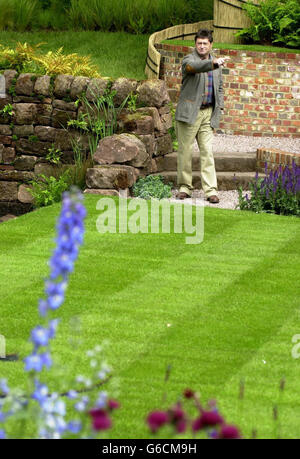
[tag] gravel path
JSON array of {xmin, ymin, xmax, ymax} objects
[
  {"xmin": 212, "ymin": 134, "xmax": 300, "ymax": 154},
  {"xmin": 170, "ymin": 189, "xmax": 241, "ymax": 210}
]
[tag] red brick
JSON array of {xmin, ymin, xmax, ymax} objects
[{"xmin": 280, "ymin": 86, "xmax": 290, "ymax": 92}]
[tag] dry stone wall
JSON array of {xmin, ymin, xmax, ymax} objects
[{"xmin": 0, "ymin": 72, "xmax": 173, "ymax": 216}]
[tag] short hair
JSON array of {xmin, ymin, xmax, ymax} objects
[{"xmin": 195, "ymin": 29, "xmax": 213, "ymax": 43}]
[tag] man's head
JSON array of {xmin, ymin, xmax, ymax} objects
[{"xmin": 194, "ymin": 29, "xmax": 213, "ymax": 59}]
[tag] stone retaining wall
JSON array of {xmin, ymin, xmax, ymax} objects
[
  {"xmin": 0, "ymin": 72, "xmax": 173, "ymax": 216},
  {"xmin": 156, "ymin": 43, "xmax": 300, "ymax": 138}
]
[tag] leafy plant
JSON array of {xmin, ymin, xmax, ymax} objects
[
  {"xmin": 69, "ymin": 88, "xmax": 129, "ymax": 157},
  {"xmin": 46, "ymin": 144, "xmax": 63, "ymax": 165},
  {"xmin": 28, "ymin": 170, "xmax": 71, "ymax": 208},
  {"xmin": 69, "ymin": 138, "xmax": 93, "ymax": 190},
  {"xmin": 0, "ymin": 103, "xmax": 13, "ymax": 117},
  {"xmin": 28, "ymin": 134, "xmax": 39, "ymax": 142},
  {"xmin": 127, "ymin": 92, "xmax": 138, "ymax": 113},
  {"xmin": 238, "ymin": 161, "xmax": 300, "ymax": 216},
  {"xmin": 33, "ymin": 47, "xmax": 100, "ymax": 77},
  {"xmin": 132, "ymin": 175, "xmax": 172, "ymax": 200},
  {"xmin": 235, "ymin": 0, "xmax": 300, "ymax": 48},
  {"xmin": 0, "ymin": 42, "xmax": 43, "ymax": 72},
  {"xmin": 0, "ymin": 42, "xmax": 100, "ymax": 77}
]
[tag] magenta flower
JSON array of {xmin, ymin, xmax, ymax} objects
[
  {"xmin": 108, "ymin": 399, "xmax": 120, "ymax": 411},
  {"xmin": 192, "ymin": 411, "xmax": 224, "ymax": 431},
  {"xmin": 170, "ymin": 403, "xmax": 185, "ymax": 422},
  {"xmin": 218, "ymin": 424, "xmax": 241, "ymax": 439},
  {"xmin": 175, "ymin": 419, "xmax": 187, "ymax": 434},
  {"xmin": 147, "ymin": 411, "xmax": 169, "ymax": 433},
  {"xmin": 89, "ymin": 409, "xmax": 112, "ymax": 431}
]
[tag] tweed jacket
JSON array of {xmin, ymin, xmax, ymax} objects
[{"xmin": 175, "ymin": 49, "xmax": 224, "ymax": 128}]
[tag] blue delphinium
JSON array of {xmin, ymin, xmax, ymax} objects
[
  {"xmin": 0, "ymin": 189, "xmax": 118, "ymax": 439},
  {"xmin": 0, "ymin": 188, "xmax": 87, "ymax": 439}
]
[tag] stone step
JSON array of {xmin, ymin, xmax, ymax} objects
[
  {"xmin": 153, "ymin": 171, "xmax": 265, "ymax": 191},
  {"xmin": 160, "ymin": 151, "xmax": 257, "ymax": 172}
]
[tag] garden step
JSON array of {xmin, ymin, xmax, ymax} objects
[
  {"xmin": 161, "ymin": 151, "xmax": 257, "ymax": 172},
  {"xmin": 154, "ymin": 171, "xmax": 265, "ymax": 191}
]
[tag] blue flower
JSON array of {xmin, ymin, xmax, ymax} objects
[
  {"xmin": 31, "ymin": 326, "xmax": 51, "ymax": 348},
  {"xmin": 67, "ymin": 421, "xmax": 82, "ymax": 434},
  {"xmin": 24, "ymin": 352, "xmax": 52, "ymax": 372},
  {"xmin": 66, "ymin": 390, "xmax": 78, "ymax": 400},
  {"xmin": 32, "ymin": 380, "xmax": 49, "ymax": 404},
  {"xmin": 0, "ymin": 380, "xmax": 9, "ymax": 395},
  {"xmin": 0, "ymin": 429, "xmax": 5, "ymax": 439}
]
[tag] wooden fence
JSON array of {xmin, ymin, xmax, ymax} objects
[
  {"xmin": 213, "ymin": 0, "xmax": 260, "ymax": 43},
  {"xmin": 145, "ymin": 0, "xmax": 262, "ymax": 79},
  {"xmin": 145, "ymin": 20, "xmax": 213, "ymax": 79}
]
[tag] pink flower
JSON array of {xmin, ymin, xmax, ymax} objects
[
  {"xmin": 176, "ymin": 419, "xmax": 187, "ymax": 434},
  {"xmin": 192, "ymin": 411, "xmax": 224, "ymax": 431},
  {"xmin": 218, "ymin": 424, "xmax": 241, "ymax": 439},
  {"xmin": 108, "ymin": 399, "xmax": 120, "ymax": 411},
  {"xmin": 170, "ymin": 403, "xmax": 185, "ymax": 422},
  {"xmin": 147, "ymin": 411, "xmax": 169, "ymax": 433},
  {"xmin": 89, "ymin": 408, "xmax": 112, "ymax": 431}
]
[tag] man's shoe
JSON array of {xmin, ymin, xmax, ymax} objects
[
  {"xmin": 176, "ymin": 192, "xmax": 191, "ymax": 200},
  {"xmin": 207, "ymin": 195, "xmax": 220, "ymax": 204}
]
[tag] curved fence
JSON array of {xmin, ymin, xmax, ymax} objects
[
  {"xmin": 213, "ymin": 0, "xmax": 259, "ymax": 43},
  {"xmin": 145, "ymin": 20, "xmax": 213, "ymax": 79}
]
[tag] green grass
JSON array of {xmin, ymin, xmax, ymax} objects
[
  {"xmin": 0, "ymin": 31, "xmax": 150, "ymax": 79},
  {"xmin": 162, "ymin": 39, "xmax": 300, "ymax": 54},
  {"xmin": 0, "ymin": 195, "xmax": 300, "ymax": 438}
]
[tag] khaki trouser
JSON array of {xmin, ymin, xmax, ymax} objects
[{"xmin": 176, "ymin": 106, "xmax": 217, "ymax": 198}]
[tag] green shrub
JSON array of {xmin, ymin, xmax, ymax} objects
[
  {"xmin": 0, "ymin": 42, "xmax": 100, "ymax": 77},
  {"xmin": 132, "ymin": 175, "xmax": 173, "ymax": 200},
  {"xmin": 28, "ymin": 170, "xmax": 71, "ymax": 207},
  {"xmin": 235, "ymin": 0, "xmax": 300, "ymax": 48}
]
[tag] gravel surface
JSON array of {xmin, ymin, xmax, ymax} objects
[
  {"xmin": 212, "ymin": 134, "xmax": 300, "ymax": 154},
  {"xmin": 170, "ymin": 189, "xmax": 241, "ymax": 210}
]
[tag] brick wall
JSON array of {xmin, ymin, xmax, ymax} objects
[
  {"xmin": 156, "ymin": 43, "xmax": 300, "ymax": 138},
  {"xmin": 257, "ymin": 148, "xmax": 300, "ymax": 172}
]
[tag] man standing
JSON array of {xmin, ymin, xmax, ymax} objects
[{"xmin": 175, "ymin": 29, "xmax": 229, "ymax": 203}]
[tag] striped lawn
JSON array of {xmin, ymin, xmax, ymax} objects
[{"xmin": 0, "ymin": 195, "xmax": 299, "ymax": 438}]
